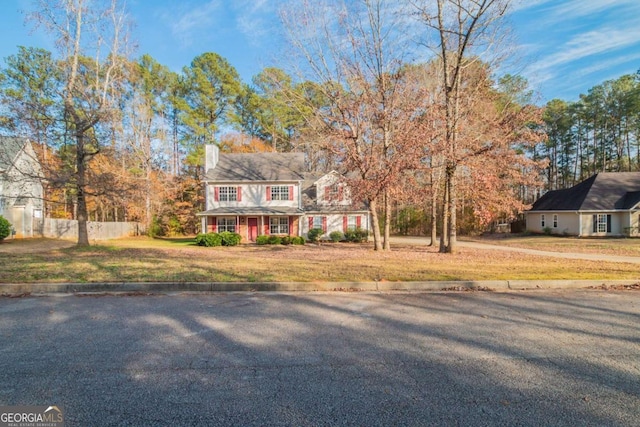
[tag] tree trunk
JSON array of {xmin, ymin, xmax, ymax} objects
[
  {"xmin": 439, "ymin": 175, "xmax": 449, "ymax": 252},
  {"xmin": 76, "ymin": 132, "xmax": 90, "ymax": 246},
  {"xmin": 429, "ymin": 195, "xmax": 437, "ymax": 247},
  {"xmin": 383, "ymin": 189, "xmax": 391, "ymax": 250},
  {"xmin": 369, "ymin": 198, "xmax": 383, "ymax": 251},
  {"xmin": 445, "ymin": 165, "xmax": 457, "ymax": 253}
]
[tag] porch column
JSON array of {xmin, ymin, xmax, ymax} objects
[{"xmin": 201, "ymin": 217, "xmax": 206, "ymax": 234}]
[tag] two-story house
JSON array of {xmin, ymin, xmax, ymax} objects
[
  {"xmin": 197, "ymin": 144, "xmax": 370, "ymax": 242},
  {"xmin": 0, "ymin": 136, "xmax": 44, "ymax": 238}
]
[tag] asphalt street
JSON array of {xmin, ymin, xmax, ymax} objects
[{"xmin": 1, "ymin": 290, "xmax": 639, "ymax": 426}]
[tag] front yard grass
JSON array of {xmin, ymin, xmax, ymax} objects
[
  {"xmin": 0, "ymin": 236, "xmax": 638, "ymax": 283},
  {"xmin": 466, "ymin": 234, "xmax": 640, "ymax": 257}
]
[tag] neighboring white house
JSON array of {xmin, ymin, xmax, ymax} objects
[
  {"xmin": 0, "ymin": 137, "xmax": 44, "ymax": 238},
  {"xmin": 196, "ymin": 144, "xmax": 370, "ymax": 242},
  {"xmin": 526, "ymin": 172, "xmax": 640, "ymax": 237}
]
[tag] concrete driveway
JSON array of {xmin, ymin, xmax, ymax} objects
[
  {"xmin": 1, "ymin": 291, "xmax": 638, "ymax": 426},
  {"xmin": 390, "ymin": 236, "xmax": 640, "ymax": 264}
]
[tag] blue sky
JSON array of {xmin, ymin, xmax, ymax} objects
[{"xmin": 1, "ymin": 0, "xmax": 639, "ymax": 104}]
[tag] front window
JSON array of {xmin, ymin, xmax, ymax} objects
[
  {"xmin": 553, "ymin": 214, "xmax": 558, "ymax": 228},
  {"xmin": 597, "ymin": 214, "xmax": 607, "ymax": 233},
  {"xmin": 541, "ymin": 214, "xmax": 545, "ymax": 228},
  {"xmin": 313, "ymin": 216, "xmax": 323, "ymax": 229},
  {"xmin": 271, "ymin": 186, "xmax": 289, "ymax": 201},
  {"xmin": 218, "ymin": 186, "xmax": 237, "ymax": 202},
  {"xmin": 270, "ymin": 217, "xmax": 289, "ymax": 234},
  {"xmin": 347, "ymin": 215, "xmax": 358, "ymax": 230},
  {"xmin": 217, "ymin": 217, "xmax": 236, "ymax": 232}
]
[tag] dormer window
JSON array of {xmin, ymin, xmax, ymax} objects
[{"xmin": 324, "ymin": 183, "xmax": 343, "ymax": 202}]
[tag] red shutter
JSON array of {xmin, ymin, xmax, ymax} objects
[
  {"xmin": 338, "ymin": 186, "xmax": 344, "ymax": 201},
  {"xmin": 212, "ymin": 217, "xmax": 217, "ymax": 232},
  {"xmin": 308, "ymin": 217, "xmax": 314, "ymax": 230},
  {"xmin": 324, "ymin": 187, "xmax": 330, "ymax": 201},
  {"xmin": 343, "ymin": 216, "xmax": 348, "ymax": 232},
  {"xmin": 237, "ymin": 187, "xmax": 242, "ymax": 202},
  {"xmin": 263, "ymin": 217, "xmax": 270, "ymax": 235},
  {"xmin": 288, "ymin": 217, "xmax": 294, "ymax": 236},
  {"xmin": 266, "ymin": 186, "xmax": 271, "ymax": 201},
  {"xmin": 356, "ymin": 215, "xmax": 362, "ymax": 228},
  {"xmin": 322, "ymin": 217, "xmax": 327, "ymax": 233},
  {"xmin": 214, "ymin": 187, "xmax": 219, "ymax": 202},
  {"xmin": 289, "ymin": 186, "xmax": 294, "ymax": 201}
]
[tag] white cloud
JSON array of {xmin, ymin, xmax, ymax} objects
[
  {"xmin": 509, "ymin": 0, "xmax": 553, "ymax": 13},
  {"xmin": 547, "ymin": 0, "xmax": 640, "ymax": 20},
  {"xmin": 232, "ymin": 0, "xmax": 280, "ymax": 45},
  {"xmin": 574, "ymin": 52, "xmax": 640, "ymax": 79},
  {"xmin": 528, "ymin": 27, "xmax": 640, "ymax": 75},
  {"xmin": 165, "ymin": 0, "xmax": 222, "ymax": 46}
]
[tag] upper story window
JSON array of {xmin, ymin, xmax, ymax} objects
[
  {"xmin": 270, "ymin": 186, "xmax": 290, "ymax": 201},
  {"xmin": 324, "ymin": 183, "xmax": 344, "ymax": 202},
  {"xmin": 215, "ymin": 186, "xmax": 241, "ymax": 202}
]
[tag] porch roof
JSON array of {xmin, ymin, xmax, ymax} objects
[{"xmin": 196, "ymin": 207, "xmax": 304, "ymax": 216}]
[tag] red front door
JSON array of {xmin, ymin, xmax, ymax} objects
[{"xmin": 248, "ymin": 218, "xmax": 258, "ymax": 242}]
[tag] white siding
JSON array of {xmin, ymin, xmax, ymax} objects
[
  {"xmin": 206, "ymin": 182, "xmax": 299, "ymax": 210},
  {"xmin": 301, "ymin": 213, "xmax": 369, "ymax": 239},
  {"xmin": 526, "ymin": 212, "xmax": 580, "ymax": 235},
  {"xmin": 315, "ymin": 173, "xmax": 352, "ymax": 207}
]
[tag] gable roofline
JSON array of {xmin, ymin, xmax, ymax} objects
[
  {"xmin": 529, "ymin": 174, "xmax": 596, "ymax": 211},
  {"xmin": 0, "ymin": 136, "xmax": 29, "ymax": 172},
  {"xmin": 529, "ymin": 172, "xmax": 640, "ymax": 212},
  {"xmin": 313, "ymin": 170, "xmax": 342, "ymax": 185}
]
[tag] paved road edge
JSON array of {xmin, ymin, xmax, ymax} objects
[{"xmin": 1, "ymin": 279, "xmax": 639, "ymax": 294}]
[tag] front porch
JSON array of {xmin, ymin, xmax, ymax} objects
[{"xmin": 197, "ymin": 208, "xmax": 303, "ymax": 243}]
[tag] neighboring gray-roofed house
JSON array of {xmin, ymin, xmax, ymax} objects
[
  {"xmin": 526, "ymin": 172, "xmax": 640, "ymax": 237},
  {"xmin": 197, "ymin": 145, "xmax": 370, "ymax": 242},
  {"xmin": 0, "ymin": 136, "xmax": 44, "ymax": 238}
]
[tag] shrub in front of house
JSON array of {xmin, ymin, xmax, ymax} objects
[
  {"xmin": 219, "ymin": 231, "xmax": 242, "ymax": 246},
  {"xmin": 344, "ymin": 227, "xmax": 368, "ymax": 243},
  {"xmin": 195, "ymin": 232, "xmax": 223, "ymax": 247},
  {"xmin": 307, "ymin": 228, "xmax": 324, "ymax": 243},
  {"xmin": 268, "ymin": 235, "xmax": 282, "ymax": 245},
  {"xmin": 329, "ymin": 231, "xmax": 344, "ymax": 243},
  {"xmin": 255, "ymin": 235, "xmax": 305, "ymax": 245},
  {"xmin": 0, "ymin": 215, "xmax": 11, "ymax": 241},
  {"xmin": 256, "ymin": 235, "xmax": 269, "ymax": 245},
  {"xmin": 281, "ymin": 236, "xmax": 292, "ymax": 245}
]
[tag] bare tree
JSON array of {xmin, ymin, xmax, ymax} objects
[
  {"xmin": 29, "ymin": 0, "xmax": 130, "ymax": 245},
  {"xmin": 410, "ymin": 0, "xmax": 511, "ymax": 253},
  {"xmin": 281, "ymin": 0, "xmax": 432, "ymax": 250}
]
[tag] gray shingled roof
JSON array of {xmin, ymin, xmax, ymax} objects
[
  {"xmin": 530, "ymin": 172, "xmax": 640, "ymax": 211},
  {"xmin": 204, "ymin": 152, "xmax": 306, "ymax": 182},
  {"xmin": 0, "ymin": 136, "xmax": 27, "ymax": 171}
]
